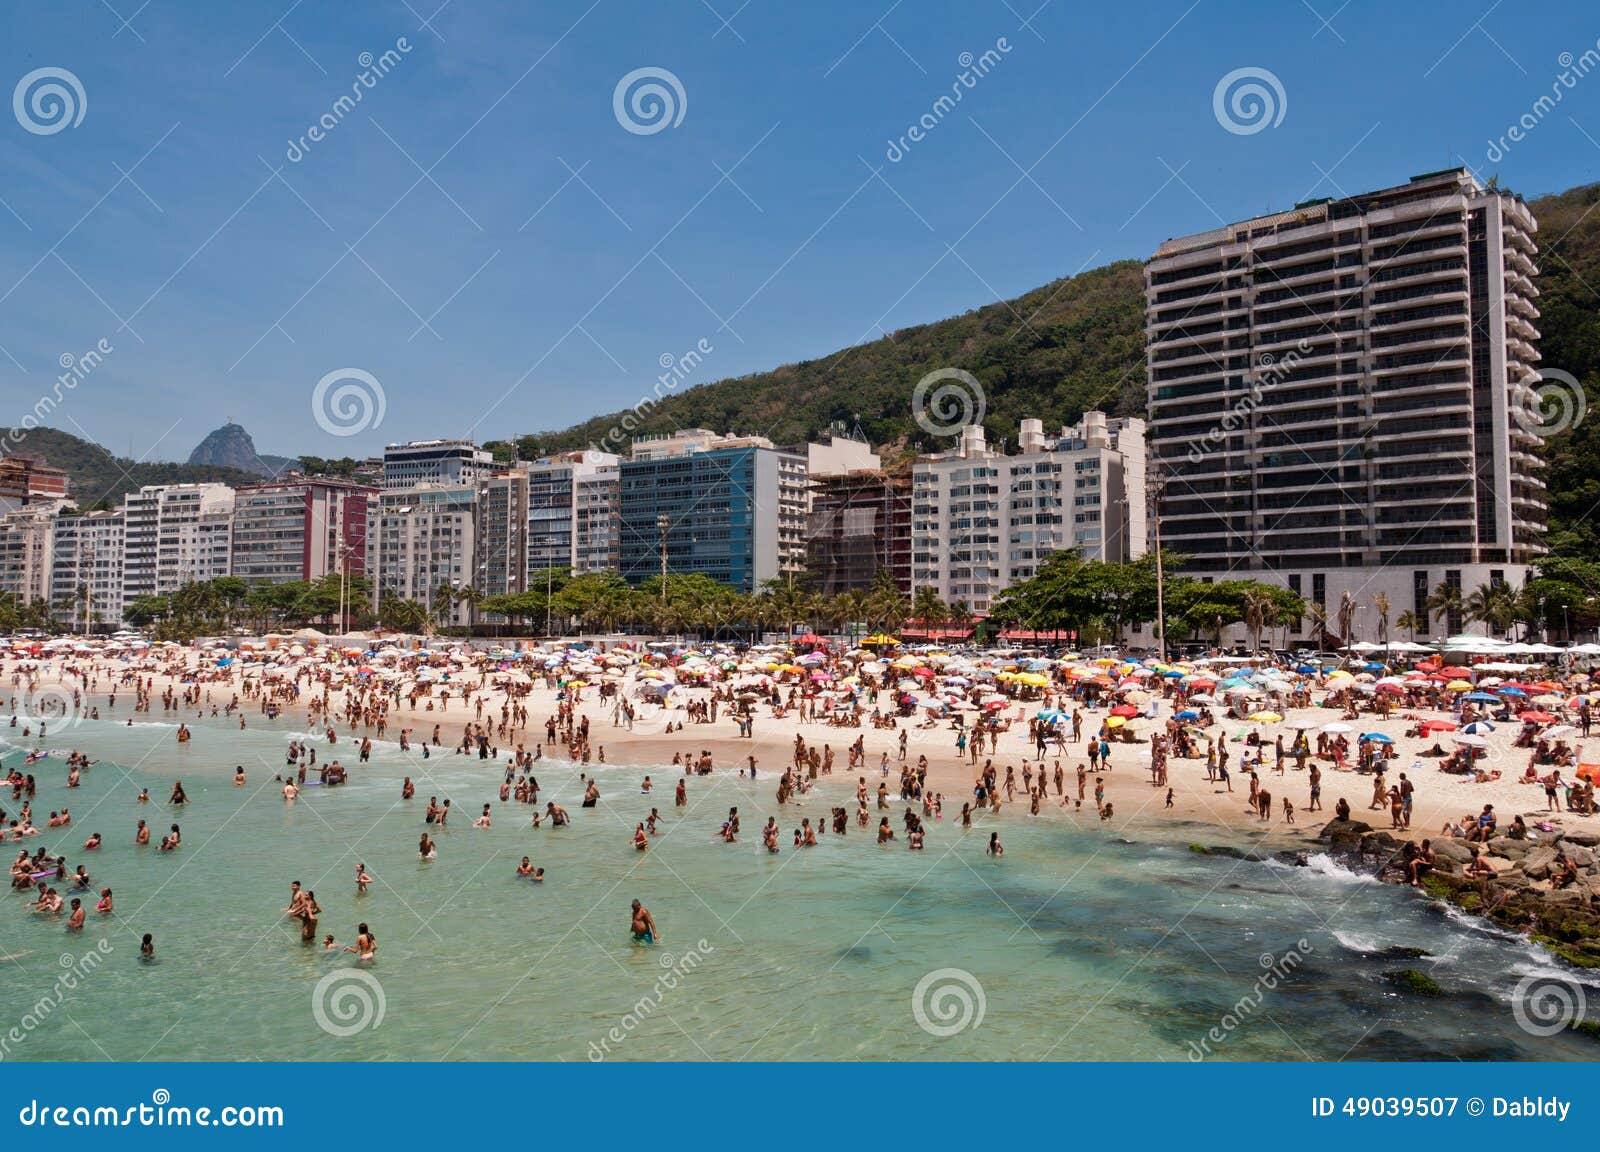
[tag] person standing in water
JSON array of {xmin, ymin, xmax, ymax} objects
[
  {"xmin": 344, "ymin": 923, "xmax": 376, "ymax": 961},
  {"xmin": 630, "ymin": 898, "xmax": 660, "ymax": 943}
]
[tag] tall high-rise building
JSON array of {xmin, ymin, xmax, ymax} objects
[
  {"xmin": 574, "ymin": 467, "xmax": 620, "ymax": 574},
  {"xmin": 230, "ymin": 479, "xmax": 376, "ymax": 586},
  {"xmin": 0, "ymin": 507, "xmax": 56, "ymax": 607},
  {"xmin": 50, "ymin": 510, "xmax": 125, "ymax": 630},
  {"xmin": 806, "ymin": 469, "xmax": 911, "ymax": 595},
  {"xmin": 475, "ymin": 469, "xmax": 529, "ymax": 601},
  {"xmin": 119, "ymin": 483, "xmax": 235, "ymax": 603},
  {"xmin": 1145, "ymin": 168, "xmax": 1544, "ymax": 640},
  {"xmin": 524, "ymin": 451, "xmax": 622, "ymax": 573},
  {"xmin": 619, "ymin": 430, "xmax": 808, "ymax": 593},
  {"xmin": 910, "ymin": 414, "xmax": 1146, "ymax": 614},
  {"xmin": 380, "ymin": 439, "xmax": 495, "ymax": 490},
  {"xmin": 373, "ymin": 485, "xmax": 478, "ymax": 627}
]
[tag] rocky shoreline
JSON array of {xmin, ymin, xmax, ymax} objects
[{"xmin": 1314, "ymin": 817, "xmax": 1600, "ymax": 971}]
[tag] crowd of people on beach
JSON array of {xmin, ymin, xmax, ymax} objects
[{"xmin": 7, "ymin": 631, "xmax": 1600, "ymax": 971}]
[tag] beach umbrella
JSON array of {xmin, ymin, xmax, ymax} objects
[
  {"xmin": 1105, "ymin": 715, "xmax": 1128, "ymax": 728},
  {"xmin": 1359, "ymin": 732, "xmax": 1394, "ymax": 744},
  {"xmin": 1248, "ymin": 711, "xmax": 1283, "ymax": 723},
  {"xmin": 1463, "ymin": 692, "xmax": 1499, "ymax": 703},
  {"xmin": 1543, "ymin": 724, "xmax": 1579, "ymax": 740},
  {"xmin": 1175, "ymin": 710, "xmax": 1200, "ymax": 721},
  {"xmin": 1452, "ymin": 733, "xmax": 1488, "ymax": 747},
  {"xmin": 1517, "ymin": 711, "xmax": 1557, "ymax": 723},
  {"xmin": 1319, "ymin": 722, "xmax": 1353, "ymax": 733},
  {"xmin": 1285, "ymin": 718, "xmax": 1318, "ymax": 729},
  {"xmin": 1444, "ymin": 680, "xmax": 1474, "ymax": 692},
  {"xmin": 1461, "ymin": 718, "xmax": 1497, "ymax": 734},
  {"xmin": 1496, "ymin": 686, "xmax": 1526, "ymax": 697},
  {"xmin": 1109, "ymin": 704, "xmax": 1138, "ymax": 718},
  {"xmin": 1420, "ymin": 719, "xmax": 1458, "ymax": 733}
]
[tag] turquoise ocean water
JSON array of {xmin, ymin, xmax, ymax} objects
[{"xmin": 0, "ymin": 711, "xmax": 1593, "ymax": 1061}]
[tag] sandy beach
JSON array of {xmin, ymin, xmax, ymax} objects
[{"xmin": 14, "ymin": 642, "xmax": 1599, "ymax": 854}]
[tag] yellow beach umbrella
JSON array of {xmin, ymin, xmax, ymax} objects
[
  {"xmin": 1249, "ymin": 711, "xmax": 1283, "ymax": 723},
  {"xmin": 1446, "ymin": 680, "xmax": 1474, "ymax": 691}
]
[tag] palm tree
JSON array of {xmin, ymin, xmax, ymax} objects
[
  {"xmin": 1371, "ymin": 592, "xmax": 1391, "ymax": 651},
  {"xmin": 912, "ymin": 586, "xmax": 949, "ymax": 634},
  {"xmin": 1242, "ymin": 588, "xmax": 1271, "ymax": 653},
  {"xmin": 1304, "ymin": 602, "xmax": 1328, "ymax": 648},
  {"xmin": 1464, "ymin": 582, "xmax": 1516, "ymax": 637},
  {"xmin": 1335, "ymin": 590, "xmax": 1356, "ymax": 648},
  {"xmin": 1425, "ymin": 582, "xmax": 1462, "ymax": 636},
  {"xmin": 1396, "ymin": 609, "xmax": 1423, "ymax": 643}
]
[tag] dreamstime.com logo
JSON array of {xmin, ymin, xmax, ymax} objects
[
  {"xmin": 16, "ymin": 683, "xmax": 91, "ymax": 732},
  {"xmin": 1511, "ymin": 974, "xmax": 1588, "ymax": 1037},
  {"xmin": 1187, "ymin": 941, "xmax": 1311, "ymax": 1060},
  {"xmin": 1514, "ymin": 368, "xmax": 1587, "ymax": 438},
  {"xmin": 912, "ymin": 367, "xmax": 986, "ymax": 438},
  {"xmin": 587, "ymin": 938, "xmax": 714, "ymax": 1060},
  {"xmin": 1212, "ymin": 66, "xmax": 1286, "ymax": 135},
  {"xmin": 311, "ymin": 969, "xmax": 386, "ymax": 1037},
  {"xmin": 912, "ymin": 967, "xmax": 986, "ymax": 1037},
  {"xmin": 613, "ymin": 67, "xmax": 686, "ymax": 136},
  {"xmin": 311, "ymin": 368, "xmax": 386, "ymax": 437},
  {"xmin": 13, "ymin": 67, "xmax": 87, "ymax": 136}
]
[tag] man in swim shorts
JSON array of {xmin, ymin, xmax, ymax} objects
[{"xmin": 630, "ymin": 898, "xmax": 659, "ymax": 943}]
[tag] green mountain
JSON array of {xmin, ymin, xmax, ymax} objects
[
  {"xmin": 2, "ymin": 426, "xmax": 266, "ymax": 510},
  {"xmin": 518, "ymin": 179, "xmax": 1600, "ymax": 546}
]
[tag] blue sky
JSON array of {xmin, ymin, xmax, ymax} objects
[{"xmin": 3, "ymin": 0, "xmax": 1599, "ymax": 461}]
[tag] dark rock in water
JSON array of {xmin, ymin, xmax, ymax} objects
[
  {"xmin": 1345, "ymin": 1027, "xmax": 1518, "ymax": 1062},
  {"xmin": 1273, "ymin": 850, "xmax": 1309, "ymax": 867},
  {"xmin": 1189, "ymin": 844, "xmax": 1266, "ymax": 862},
  {"xmin": 1384, "ymin": 968, "xmax": 1443, "ymax": 996},
  {"xmin": 1376, "ymin": 945, "xmax": 1431, "ymax": 960},
  {"xmin": 1571, "ymin": 1019, "xmax": 1600, "ymax": 1043},
  {"xmin": 835, "ymin": 945, "xmax": 871, "ymax": 963},
  {"xmin": 1317, "ymin": 818, "xmax": 1373, "ymax": 841}
]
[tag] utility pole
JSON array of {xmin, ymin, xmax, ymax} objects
[
  {"xmin": 657, "ymin": 512, "xmax": 670, "ymax": 610},
  {"xmin": 1150, "ymin": 464, "xmax": 1166, "ymax": 662}
]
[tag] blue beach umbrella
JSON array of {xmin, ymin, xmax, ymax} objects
[
  {"xmin": 1497, "ymin": 686, "xmax": 1526, "ymax": 697},
  {"xmin": 1359, "ymin": 733, "xmax": 1393, "ymax": 744},
  {"xmin": 1176, "ymin": 710, "xmax": 1200, "ymax": 721},
  {"xmin": 1162, "ymin": 670, "xmax": 1185, "ymax": 678},
  {"xmin": 1463, "ymin": 720, "xmax": 1496, "ymax": 734},
  {"xmin": 1464, "ymin": 692, "xmax": 1499, "ymax": 703}
]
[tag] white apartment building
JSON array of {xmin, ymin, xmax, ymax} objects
[
  {"xmin": 524, "ymin": 450, "xmax": 622, "ymax": 574},
  {"xmin": 50, "ymin": 510, "xmax": 125, "ymax": 629},
  {"xmin": 373, "ymin": 485, "xmax": 478, "ymax": 627},
  {"xmin": 1145, "ymin": 168, "xmax": 1544, "ymax": 640},
  {"xmin": 380, "ymin": 440, "xmax": 495, "ymax": 491},
  {"xmin": 119, "ymin": 483, "xmax": 235, "ymax": 603},
  {"xmin": 0, "ymin": 507, "xmax": 57, "ymax": 608},
  {"xmin": 574, "ymin": 467, "xmax": 620, "ymax": 574},
  {"xmin": 911, "ymin": 414, "xmax": 1148, "ymax": 613},
  {"xmin": 475, "ymin": 469, "xmax": 529, "ymax": 601}
]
